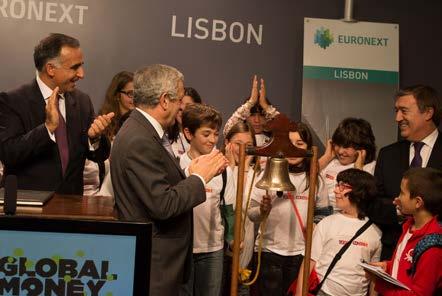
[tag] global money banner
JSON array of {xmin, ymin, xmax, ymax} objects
[
  {"xmin": 302, "ymin": 18, "xmax": 399, "ymax": 150},
  {"xmin": 0, "ymin": 230, "xmax": 136, "ymax": 296}
]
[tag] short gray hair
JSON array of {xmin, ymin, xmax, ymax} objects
[{"xmin": 133, "ymin": 64, "xmax": 184, "ymax": 107}]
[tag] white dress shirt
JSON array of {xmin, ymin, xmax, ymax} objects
[{"xmin": 408, "ymin": 128, "xmax": 439, "ymax": 167}]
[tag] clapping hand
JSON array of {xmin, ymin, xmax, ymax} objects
[
  {"xmin": 88, "ymin": 112, "xmax": 115, "ymax": 139},
  {"xmin": 45, "ymin": 87, "xmax": 60, "ymax": 133}
]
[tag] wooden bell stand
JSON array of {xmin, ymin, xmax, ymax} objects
[{"xmin": 230, "ymin": 114, "xmax": 318, "ymax": 296}]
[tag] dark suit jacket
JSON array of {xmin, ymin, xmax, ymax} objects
[
  {"xmin": 0, "ymin": 80, "xmax": 110, "ymax": 195},
  {"xmin": 110, "ymin": 109, "xmax": 206, "ymax": 296},
  {"xmin": 374, "ymin": 131, "xmax": 442, "ymax": 259}
]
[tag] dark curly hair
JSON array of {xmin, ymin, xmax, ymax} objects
[
  {"xmin": 336, "ymin": 168, "xmax": 377, "ymax": 219},
  {"xmin": 332, "ymin": 118, "xmax": 376, "ymax": 164}
]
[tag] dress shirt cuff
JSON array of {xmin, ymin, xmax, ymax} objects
[
  {"xmin": 88, "ymin": 137, "xmax": 100, "ymax": 151},
  {"xmin": 191, "ymin": 173, "xmax": 206, "ymax": 187},
  {"xmin": 184, "ymin": 167, "xmax": 206, "ymax": 186}
]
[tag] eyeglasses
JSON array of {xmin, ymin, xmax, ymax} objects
[
  {"xmin": 120, "ymin": 90, "xmax": 134, "ymax": 98},
  {"xmin": 335, "ymin": 181, "xmax": 352, "ymax": 191}
]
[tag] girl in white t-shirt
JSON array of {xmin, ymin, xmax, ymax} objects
[
  {"xmin": 319, "ymin": 118, "xmax": 377, "ymax": 213},
  {"xmin": 294, "ymin": 168, "xmax": 382, "ymax": 296},
  {"xmin": 222, "ymin": 121, "xmax": 261, "ymax": 296},
  {"xmin": 248, "ymin": 122, "xmax": 330, "ymax": 296}
]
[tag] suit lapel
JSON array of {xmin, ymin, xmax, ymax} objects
[
  {"xmin": 428, "ymin": 132, "xmax": 442, "ymax": 169},
  {"xmin": 399, "ymin": 140, "xmax": 410, "ymax": 173},
  {"xmin": 28, "ymin": 80, "xmax": 46, "ymax": 128},
  {"xmin": 64, "ymin": 92, "xmax": 79, "ymax": 167},
  {"xmin": 132, "ymin": 110, "xmax": 185, "ymax": 178}
]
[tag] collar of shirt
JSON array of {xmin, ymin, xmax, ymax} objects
[
  {"xmin": 136, "ymin": 107, "xmax": 165, "ymax": 139},
  {"xmin": 36, "ymin": 73, "xmax": 66, "ymax": 121},
  {"xmin": 409, "ymin": 128, "xmax": 439, "ymax": 150}
]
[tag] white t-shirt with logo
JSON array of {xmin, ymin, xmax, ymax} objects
[
  {"xmin": 321, "ymin": 159, "xmax": 376, "ymax": 212},
  {"xmin": 311, "ymin": 213, "xmax": 382, "ymax": 296},
  {"xmin": 252, "ymin": 172, "xmax": 329, "ymax": 256},
  {"xmin": 180, "ymin": 153, "xmax": 233, "ymax": 253}
]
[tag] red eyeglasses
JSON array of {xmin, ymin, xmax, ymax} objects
[{"xmin": 335, "ymin": 181, "xmax": 352, "ymax": 191}]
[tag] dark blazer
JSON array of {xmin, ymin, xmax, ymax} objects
[
  {"xmin": 0, "ymin": 80, "xmax": 110, "ymax": 195},
  {"xmin": 110, "ymin": 109, "xmax": 206, "ymax": 296},
  {"xmin": 374, "ymin": 131, "xmax": 442, "ymax": 259}
]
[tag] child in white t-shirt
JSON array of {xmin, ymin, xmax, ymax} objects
[
  {"xmin": 179, "ymin": 103, "xmax": 233, "ymax": 296},
  {"xmin": 248, "ymin": 122, "xmax": 330, "ymax": 296},
  {"xmin": 294, "ymin": 168, "xmax": 382, "ymax": 296},
  {"xmin": 319, "ymin": 118, "xmax": 377, "ymax": 213}
]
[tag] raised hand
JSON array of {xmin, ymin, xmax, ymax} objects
[
  {"xmin": 355, "ymin": 149, "xmax": 366, "ymax": 170},
  {"xmin": 225, "ymin": 142, "xmax": 236, "ymax": 167},
  {"xmin": 45, "ymin": 87, "xmax": 60, "ymax": 133},
  {"xmin": 188, "ymin": 149, "xmax": 229, "ymax": 183},
  {"xmin": 318, "ymin": 139, "xmax": 335, "ymax": 170},
  {"xmin": 88, "ymin": 112, "xmax": 115, "ymax": 139},
  {"xmin": 248, "ymin": 75, "xmax": 259, "ymax": 105},
  {"xmin": 258, "ymin": 78, "xmax": 269, "ymax": 111}
]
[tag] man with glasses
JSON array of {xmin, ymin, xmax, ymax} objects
[{"xmin": 0, "ymin": 33, "xmax": 113, "ymax": 194}]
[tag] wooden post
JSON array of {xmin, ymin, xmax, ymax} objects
[
  {"xmin": 301, "ymin": 146, "xmax": 318, "ymax": 296},
  {"xmin": 230, "ymin": 143, "xmax": 246, "ymax": 296}
]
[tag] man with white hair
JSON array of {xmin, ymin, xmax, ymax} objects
[{"xmin": 111, "ymin": 64, "xmax": 228, "ymax": 296}]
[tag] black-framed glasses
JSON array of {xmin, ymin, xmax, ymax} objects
[{"xmin": 120, "ymin": 90, "xmax": 134, "ymax": 98}]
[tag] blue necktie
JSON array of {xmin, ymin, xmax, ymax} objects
[{"xmin": 410, "ymin": 142, "xmax": 424, "ymax": 168}]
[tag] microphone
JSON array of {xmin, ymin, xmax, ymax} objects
[{"xmin": 4, "ymin": 175, "xmax": 17, "ymax": 215}]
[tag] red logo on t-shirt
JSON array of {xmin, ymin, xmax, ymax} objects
[
  {"xmin": 338, "ymin": 239, "xmax": 368, "ymax": 247},
  {"xmin": 325, "ymin": 173, "xmax": 335, "ymax": 180}
]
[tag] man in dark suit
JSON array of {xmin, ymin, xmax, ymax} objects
[
  {"xmin": 374, "ymin": 85, "xmax": 442, "ymax": 260},
  {"xmin": 110, "ymin": 64, "xmax": 228, "ymax": 296},
  {"xmin": 0, "ymin": 33, "xmax": 113, "ymax": 195}
]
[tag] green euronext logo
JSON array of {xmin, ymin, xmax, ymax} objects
[
  {"xmin": 314, "ymin": 27, "xmax": 334, "ymax": 49},
  {"xmin": 314, "ymin": 27, "xmax": 389, "ymax": 49}
]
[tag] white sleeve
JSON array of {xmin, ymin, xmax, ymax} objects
[
  {"xmin": 315, "ymin": 177, "xmax": 330, "ymax": 209},
  {"xmin": 363, "ymin": 161, "xmax": 376, "ymax": 175},
  {"xmin": 310, "ymin": 219, "xmax": 326, "ymax": 262}
]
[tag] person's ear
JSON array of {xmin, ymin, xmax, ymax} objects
[
  {"xmin": 183, "ymin": 127, "xmax": 193, "ymax": 142},
  {"xmin": 45, "ymin": 63, "xmax": 57, "ymax": 78},
  {"xmin": 415, "ymin": 196, "xmax": 425, "ymax": 210},
  {"xmin": 423, "ymin": 107, "xmax": 434, "ymax": 122},
  {"xmin": 159, "ymin": 93, "xmax": 169, "ymax": 111}
]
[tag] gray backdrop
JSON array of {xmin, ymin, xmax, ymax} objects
[{"xmin": 1, "ymin": 0, "xmax": 441, "ymax": 142}]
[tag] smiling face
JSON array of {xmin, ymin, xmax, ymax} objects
[
  {"xmin": 333, "ymin": 181, "xmax": 353, "ymax": 211},
  {"xmin": 333, "ymin": 145, "xmax": 358, "ymax": 165},
  {"xmin": 48, "ymin": 46, "xmax": 85, "ymax": 93},
  {"xmin": 227, "ymin": 131, "xmax": 254, "ymax": 164},
  {"xmin": 185, "ymin": 125, "xmax": 219, "ymax": 157},
  {"xmin": 395, "ymin": 94, "xmax": 434, "ymax": 142},
  {"xmin": 287, "ymin": 131, "xmax": 308, "ymax": 166}
]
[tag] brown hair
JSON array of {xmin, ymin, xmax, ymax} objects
[
  {"xmin": 403, "ymin": 167, "xmax": 442, "ymax": 219},
  {"xmin": 224, "ymin": 121, "xmax": 260, "ymax": 171},
  {"xmin": 182, "ymin": 103, "xmax": 222, "ymax": 136},
  {"xmin": 99, "ymin": 71, "xmax": 134, "ymax": 140}
]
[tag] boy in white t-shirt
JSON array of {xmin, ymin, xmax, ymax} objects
[
  {"xmin": 319, "ymin": 118, "xmax": 377, "ymax": 213},
  {"xmin": 179, "ymin": 103, "xmax": 233, "ymax": 296},
  {"xmin": 294, "ymin": 168, "xmax": 382, "ymax": 296}
]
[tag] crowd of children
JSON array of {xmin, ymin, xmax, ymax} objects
[{"xmin": 165, "ymin": 76, "xmax": 441, "ymax": 296}]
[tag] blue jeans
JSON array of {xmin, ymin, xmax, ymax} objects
[{"xmin": 182, "ymin": 249, "xmax": 224, "ymax": 296}]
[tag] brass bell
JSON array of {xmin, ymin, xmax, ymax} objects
[{"xmin": 256, "ymin": 157, "xmax": 295, "ymax": 193}]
